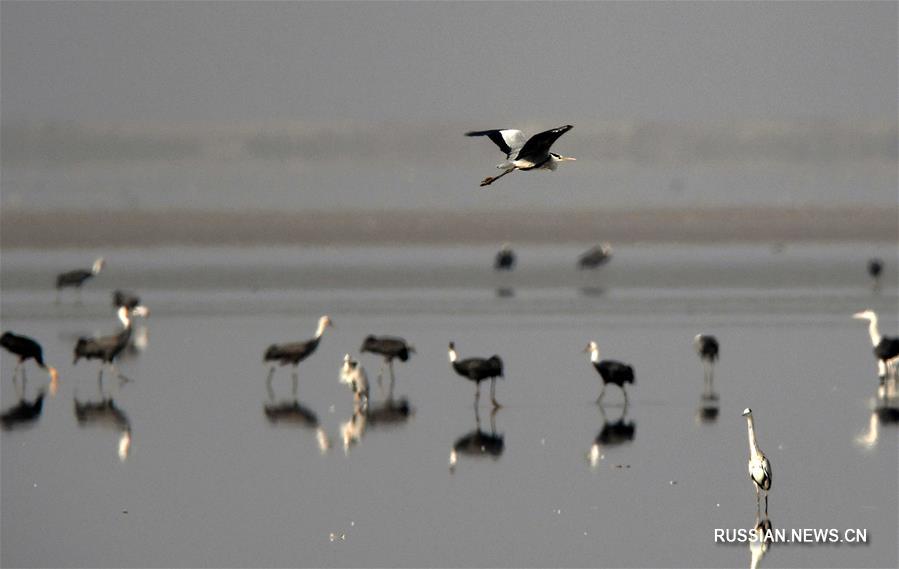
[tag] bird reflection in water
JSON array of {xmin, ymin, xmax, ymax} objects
[
  {"xmin": 263, "ymin": 394, "xmax": 330, "ymax": 453},
  {"xmin": 588, "ymin": 401, "xmax": 636, "ymax": 467},
  {"xmin": 579, "ymin": 286, "xmax": 606, "ymax": 298},
  {"xmin": 855, "ymin": 391, "xmax": 899, "ymax": 450},
  {"xmin": 449, "ymin": 406, "xmax": 504, "ymax": 472},
  {"xmin": 74, "ymin": 395, "xmax": 133, "ymax": 461},
  {"xmin": 749, "ymin": 512, "xmax": 773, "ymax": 569},
  {"xmin": 495, "ymin": 287, "xmax": 515, "ymax": 299},
  {"xmin": 696, "ymin": 394, "xmax": 720, "ymax": 424},
  {"xmin": 1, "ymin": 390, "xmax": 46, "ymax": 430}
]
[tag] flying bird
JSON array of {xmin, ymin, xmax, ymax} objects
[
  {"xmin": 742, "ymin": 408, "xmax": 772, "ymax": 515},
  {"xmin": 466, "ymin": 125, "xmax": 575, "ymax": 187}
]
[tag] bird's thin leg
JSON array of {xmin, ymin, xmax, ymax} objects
[
  {"xmin": 20, "ymin": 366, "xmax": 28, "ymax": 397},
  {"xmin": 265, "ymin": 367, "xmax": 276, "ymax": 401},
  {"xmin": 387, "ymin": 360, "xmax": 396, "ymax": 402},
  {"xmin": 596, "ymin": 384, "xmax": 606, "ymax": 404},
  {"xmin": 490, "ymin": 377, "xmax": 501, "ymax": 408},
  {"xmin": 376, "ymin": 361, "xmax": 386, "ymax": 398},
  {"xmin": 291, "ymin": 369, "xmax": 299, "ymax": 398},
  {"xmin": 480, "ymin": 168, "xmax": 515, "ymax": 187},
  {"xmin": 755, "ymin": 486, "xmax": 761, "ymax": 515},
  {"xmin": 112, "ymin": 363, "xmax": 131, "ymax": 384},
  {"xmin": 764, "ymin": 493, "xmax": 768, "ymax": 516},
  {"xmin": 474, "ymin": 382, "xmax": 481, "ymax": 410},
  {"xmin": 622, "ymin": 385, "xmax": 629, "ymax": 407},
  {"xmin": 98, "ymin": 367, "xmax": 105, "ymax": 396},
  {"xmin": 490, "ymin": 406, "xmax": 498, "ymax": 434},
  {"xmin": 12, "ymin": 363, "xmax": 24, "ymax": 399}
]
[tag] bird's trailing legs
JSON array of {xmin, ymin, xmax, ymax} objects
[
  {"xmin": 387, "ymin": 360, "xmax": 396, "ymax": 402},
  {"xmin": 490, "ymin": 377, "xmax": 501, "ymax": 408},
  {"xmin": 291, "ymin": 369, "xmax": 299, "ymax": 398},
  {"xmin": 480, "ymin": 168, "xmax": 515, "ymax": 187}
]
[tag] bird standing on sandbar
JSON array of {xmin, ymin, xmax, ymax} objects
[
  {"xmin": 466, "ymin": 125, "xmax": 575, "ymax": 187},
  {"xmin": 264, "ymin": 315, "xmax": 333, "ymax": 396},
  {"xmin": 1, "ymin": 332, "xmax": 59, "ymax": 396},
  {"xmin": 584, "ymin": 341, "xmax": 634, "ymax": 405},
  {"xmin": 742, "ymin": 408, "xmax": 772, "ymax": 515},
  {"xmin": 56, "ymin": 257, "xmax": 105, "ymax": 303},
  {"xmin": 448, "ymin": 342, "xmax": 504, "ymax": 408}
]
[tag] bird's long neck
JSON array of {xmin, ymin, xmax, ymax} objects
[
  {"xmin": 448, "ymin": 347, "xmax": 458, "ymax": 363},
  {"xmin": 867, "ymin": 317, "xmax": 882, "ymax": 347},
  {"xmin": 314, "ymin": 320, "xmax": 328, "ymax": 339},
  {"xmin": 590, "ymin": 348, "xmax": 600, "ymax": 364},
  {"xmin": 118, "ymin": 311, "xmax": 132, "ymax": 330},
  {"xmin": 746, "ymin": 415, "xmax": 761, "ymax": 457}
]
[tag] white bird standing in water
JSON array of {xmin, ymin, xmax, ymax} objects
[
  {"xmin": 339, "ymin": 354, "xmax": 369, "ymax": 409},
  {"xmin": 852, "ymin": 310, "xmax": 899, "ymax": 398},
  {"xmin": 742, "ymin": 408, "xmax": 772, "ymax": 514}
]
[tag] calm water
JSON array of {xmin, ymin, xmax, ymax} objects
[{"xmin": 1, "ymin": 243, "xmax": 897, "ymax": 568}]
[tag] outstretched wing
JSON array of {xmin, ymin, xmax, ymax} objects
[
  {"xmin": 517, "ymin": 125, "xmax": 573, "ymax": 161},
  {"xmin": 465, "ymin": 129, "xmax": 526, "ymax": 159}
]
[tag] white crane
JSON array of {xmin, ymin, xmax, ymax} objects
[
  {"xmin": 742, "ymin": 408, "xmax": 772, "ymax": 514},
  {"xmin": 466, "ymin": 125, "xmax": 575, "ymax": 187}
]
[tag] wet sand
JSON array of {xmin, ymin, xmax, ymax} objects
[{"xmin": 2, "ymin": 207, "xmax": 896, "ymax": 248}]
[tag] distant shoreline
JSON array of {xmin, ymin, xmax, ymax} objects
[{"xmin": 1, "ymin": 207, "xmax": 896, "ymax": 249}]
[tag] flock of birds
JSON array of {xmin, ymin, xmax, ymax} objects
[{"xmin": 2, "ymin": 126, "xmax": 896, "ymax": 544}]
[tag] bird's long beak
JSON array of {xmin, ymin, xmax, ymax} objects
[
  {"xmin": 48, "ymin": 367, "xmax": 59, "ymax": 397},
  {"xmin": 561, "ymin": 156, "xmax": 576, "ymax": 162},
  {"xmin": 852, "ymin": 311, "xmax": 867, "ymax": 319}
]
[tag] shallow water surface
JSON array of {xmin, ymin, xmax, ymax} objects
[{"xmin": 1, "ymin": 243, "xmax": 896, "ymax": 568}]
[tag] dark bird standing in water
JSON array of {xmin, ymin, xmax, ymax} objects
[
  {"xmin": 584, "ymin": 341, "xmax": 635, "ymax": 405},
  {"xmin": 360, "ymin": 334, "xmax": 414, "ymax": 398},
  {"xmin": 578, "ymin": 243, "xmax": 613, "ymax": 269},
  {"xmin": 1, "ymin": 332, "xmax": 59, "ymax": 395},
  {"xmin": 694, "ymin": 334, "xmax": 720, "ymax": 397},
  {"xmin": 56, "ymin": 257, "xmax": 105, "ymax": 303},
  {"xmin": 853, "ymin": 310, "xmax": 899, "ymax": 397},
  {"xmin": 264, "ymin": 315, "xmax": 333, "ymax": 396},
  {"xmin": 868, "ymin": 258, "xmax": 883, "ymax": 289},
  {"xmin": 494, "ymin": 244, "xmax": 516, "ymax": 271},
  {"xmin": 448, "ymin": 341, "xmax": 504, "ymax": 408},
  {"xmin": 73, "ymin": 305, "xmax": 147, "ymax": 383}
]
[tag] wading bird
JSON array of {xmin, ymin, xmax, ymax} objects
[
  {"xmin": 584, "ymin": 341, "xmax": 634, "ymax": 404},
  {"xmin": 578, "ymin": 243, "xmax": 613, "ymax": 269},
  {"xmin": 448, "ymin": 342, "xmax": 504, "ymax": 408},
  {"xmin": 494, "ymin": 244, "xmax": 516, "ymax": 271},
  {"xmin": 56, "ymin": 257, "xmax": 105, "ymax": 302},
  {"xmin": 1, "ymin": 332, "xmax": 59, "ymax": 396},
  {"xmin": 694, "ymin": 334, "xmax": 720, "ymax": 396},
  {"xmin": 264, "ymin": 315, "xmax": 333, "ymax": 396},
  {"xmin": 742, "ymin": 408, "xmax": 772, "ymax": 515},
  {"xmin": 73, "ymin": 305, "xmax": 148, "ymax": 384},
  {"xmin": 868, "ymin": 258, "xmax": 883, "ymax": 289},
  {"xmin": 466, "ymin": 125, "xmax": 575, "ymax": 187},
  {"xmin": 360, "ymin": 335, "xmax": 414, "ymax": 398},
  {"xmin": 340, "ymin": 354, "xmax": 369, "ymax": 409},
  {"xmin": 852, "ymin": 310, "xmax": 899, "ymax": 392}
]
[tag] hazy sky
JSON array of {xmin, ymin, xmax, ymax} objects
[{"xmin": 2, "ymin": 1, "xmax": 896, "ymax": 124}]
